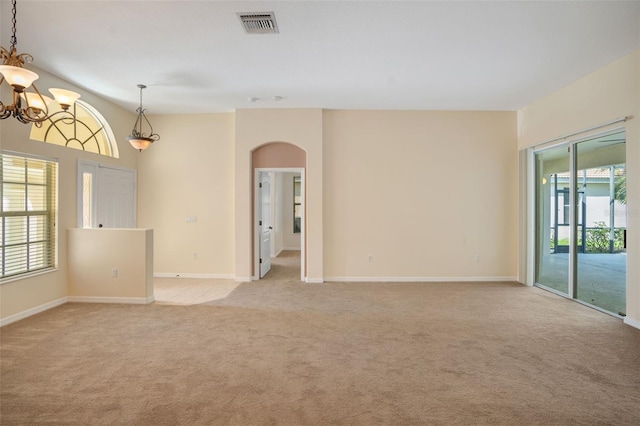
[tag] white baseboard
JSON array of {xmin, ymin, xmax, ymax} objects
[
  {"xmin": 154, "ymin": 273, "xmax": 235, "ymax": 279},
  {"xmin": 283, "ymin": 247, "xmax": 301, "ymax": 251},
  {"xmin": 235, "ymin": 276, "xmax": 252, "ymax": 282},
  {"xmin": 305, "ymin": 277, "xmax": 324, "ymax": 284},
  {"xmin": 323, "ymin": 276, "xmax": 518, "ymax": 283},
  {"xmin": 67, "ymin": 296, "xmax": 154, "ymax": 304},
  {"xmin": 624, "ymin": 316, "xmax": 640, "ymax": 330},
  {"xmin": 0, "ymin": 297, "xmax": 68, "ymax": 327}
]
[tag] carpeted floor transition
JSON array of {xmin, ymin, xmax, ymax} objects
[{"xmin": 1, "ymin": 253, "xmax": 640, "ymax": 425}]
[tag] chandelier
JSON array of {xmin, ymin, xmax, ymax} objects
[
  {"xmin": 127, "ymin": 84, "xmax": 160, "ymax": 152},
  {"xmin": 0, "ymin": 0, "xmax": 81, "ymax": 126}
]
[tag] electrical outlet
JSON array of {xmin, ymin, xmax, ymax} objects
[
  {"xmin": 475, "ymin": 255, "xmax": 480, "ymax": 262},
  {"xmin": 111, "ymin": 268, "xmax": 118, "ymax": 277},
  {"xmin": 367, "ymin": 255, "xmax": 374, "ymax": 263},
  {"xmin": 192, "ymin": 253, "xmax": 198, "ymax": 260}
]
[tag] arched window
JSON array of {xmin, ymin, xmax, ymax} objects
[{"xmin": 29, "ymin": 100, "xmax": 119, "ymax": 158}]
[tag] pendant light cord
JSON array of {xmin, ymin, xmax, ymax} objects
[
  {"xmin": 136, "ymin": 84, "xmax": 146, "ymax": 134},
  {"xmin": 138, "ymin": 86, "xmax": 143, "ymax": 112},
  {"xmin": 137, "ymin": 84, "xmax": 146, "ymax": 113},
  {"xmin": 10, "ymin": 0, "xmax": 17, "ymax": 51}
]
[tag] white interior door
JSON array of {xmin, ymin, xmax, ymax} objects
[
  {"xmin": 97, "ymin": 167, "xmax": 136, "ymax": 228},
  {"xmin": 259, "ymin": 172, "xmax": 272, "ymax": 277}
]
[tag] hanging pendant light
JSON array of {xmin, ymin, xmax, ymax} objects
[
  {"xmin": 0, "ymin": 0, "xmax": 81, "ymax": 125},
  {"xmin": 127, "ymin": 84, "xmax": 160, "ymax": 152}
]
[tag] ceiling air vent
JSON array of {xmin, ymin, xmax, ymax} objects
[{"xmin": 237, "ymin": 12, "xmax": 279, "ymax": 34}]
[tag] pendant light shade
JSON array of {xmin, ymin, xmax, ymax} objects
[
  {"xmin": 128, "ymin": 138, "xmax": 155, "ymax": 151},
  {"xmin": 0, "ymin": 64, "xmax": 38, "ymax": 91},
  {"xmin": 21, "ymin": 92, "xmax": 52, "ymax": 112},
  {"xmin": 48, "ymin": 88, "xmax": 81, "ymax": 110}
]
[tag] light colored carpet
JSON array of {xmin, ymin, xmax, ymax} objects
[
  {"xmin": 153, "ymin": 250, "xmax": 301, "ymax": 305},
  {"xmin": 1, "ymin": 252, "xmax": 639, "ymax": 425},
  {"xmin": 154, "ymin": 278, "xmax": 241, "ymax": 305}
]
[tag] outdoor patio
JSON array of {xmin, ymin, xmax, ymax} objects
[{"xmin": 537, "ymin": 252, "xmax": 626, "ymax": 316}]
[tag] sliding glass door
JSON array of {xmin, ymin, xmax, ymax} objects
[
  {"xmin": 534, "ymin": 131, "xmax": 626, "ymax": 316},
  {"xmin": 575, "ymin": 133, "xmax": 626, "ymax": 315},
  {"xmin": 535, "ymin": 145, "xmax": 570, "ymax": 295}
]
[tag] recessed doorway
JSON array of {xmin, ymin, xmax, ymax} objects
[{"xmin": 254, "ymin": 168, "xmax": 305, "ymax": 281}]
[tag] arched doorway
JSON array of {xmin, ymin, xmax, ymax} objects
[{"xmin": 252, "ymin": 142, "xmax": 306, "ymax": 281}]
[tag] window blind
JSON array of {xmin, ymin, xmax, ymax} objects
[{"xmin": 1, "ymin": 153, "xmax": 58, "ymax": 280}]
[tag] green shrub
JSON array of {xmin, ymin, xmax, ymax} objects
[
  {"xmin": 586, "ymin": 222, "xmax": 610, "ymax": 253},
  {"xmin": 585, "ymin": 222, "xmax": 626, "ymax": 253}
]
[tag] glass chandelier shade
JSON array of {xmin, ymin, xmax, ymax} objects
[
  {"xmin": 0, "ymin": 64, "xmax": 38, "ymax": 91},
  {"xmin": 48, "ymin": 88, "xmax": 81, "ymax": 110},
  {"xmin": 128, "ymin": 137, "xmax": 155, "ymax": 151},
  {"xmin": 20, "ymin": 92, "xmax": 52, "ymax": 112}
]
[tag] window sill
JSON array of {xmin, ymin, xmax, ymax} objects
[{"xmin": 0, "ymin": 268, "xmax": 59, "ymax": 285}]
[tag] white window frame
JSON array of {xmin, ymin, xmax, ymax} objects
[{"xmin": 1, "ymin": 151, "xmax": 59, "ymax": 283}]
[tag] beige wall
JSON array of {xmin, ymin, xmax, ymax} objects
[
  {"xmin": 518, "ymin": 51, "xmax": 639, "ymax": 150},
  {"xmin": 323, "ymin": 110, "xmax": 518, "ymax": 280},
  {"xmin": 518, "ymin": 50, "xmax": 640, "ymax": 327},
  {"xmin": 136, "ymin": 109, "xmax": 517, "ymax": 282},
  {"xmin": 0, "ymin": 66, "xmax": 138, "ymax": 322},
  {"xmin": 67, "ymin": 228, "xmax": 153, "ymax": 301},
  {"xmin": 253, "ymin": 142, "xmax": 306, "ymax": 168},
  {"xmin": 136, "ymin": 113, "xmax": 236, "ymax": 278}
]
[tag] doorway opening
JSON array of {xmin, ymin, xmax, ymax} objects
[{"xmin": 254, "ymin": 168, "xmax": 305, "ymax": 281}]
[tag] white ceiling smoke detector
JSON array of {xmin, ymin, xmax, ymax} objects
[{"xmin": 237, "ymin": 12, "xmax": 279, "ymax": 34}]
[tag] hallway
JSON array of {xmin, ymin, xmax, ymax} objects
[{"xmin": 262, "ymin": 250, "xmax": 302, "ymax": 282}]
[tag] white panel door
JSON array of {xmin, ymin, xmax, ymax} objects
[
  {"xmin": 97, "ymin": 167, "xmax": 136, "ymax": 228},
  {"xmin": 259, "ymin": 172, "xmax": 272, "ymax": 278}
]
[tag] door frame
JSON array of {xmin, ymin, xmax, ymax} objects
[
  {"xmin": 257, "ymin": 171, "xmax": 272, "ymax": 278},
  {"xmin": 253, "ymin": 167, "xmax": 305, "ymax": 281},
  {"xmin": 528, "ymin": 126, "xmax": 626, "ymax": 315}
]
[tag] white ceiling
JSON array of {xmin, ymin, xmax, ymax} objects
[{"xmin": 2, "ymin": 0, "xmax": 639, "ymax": 114}]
